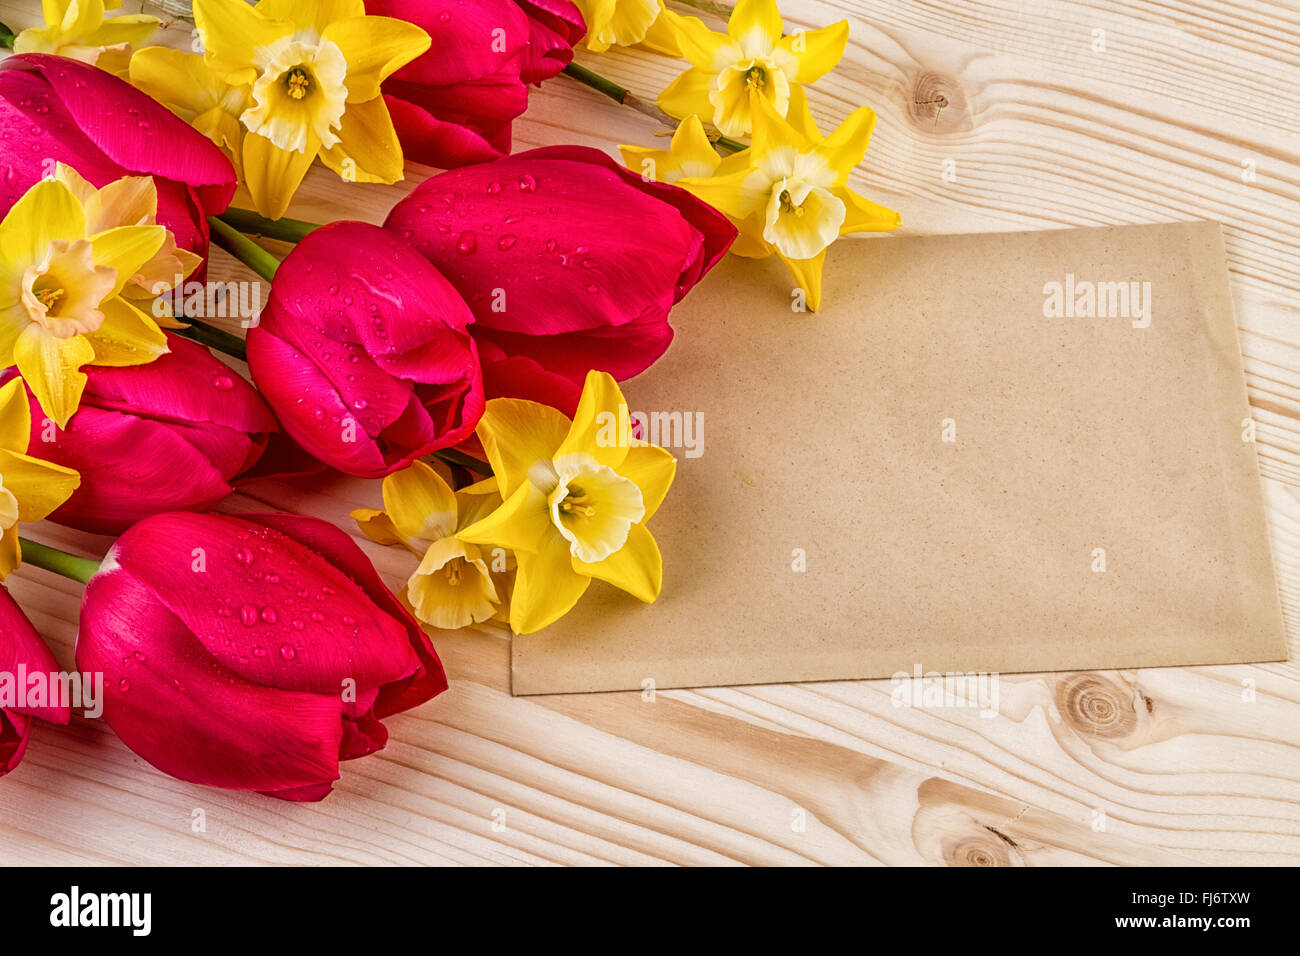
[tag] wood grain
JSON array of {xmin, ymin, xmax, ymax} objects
[{"xmin": 0, "ymin": 0, "xmax": 1297, "ymax": 866}]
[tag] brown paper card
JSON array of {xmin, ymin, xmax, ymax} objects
[{"xmin": 511, "ymin": 221, "xmax": 1287, "ymax": 695}]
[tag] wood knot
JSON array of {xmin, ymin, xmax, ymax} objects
[
  {"xmin": 907, "ymin": 71, "xmax": 971, "ymax": 132},
  {"xmin": 944, "ymin": 833, "xmax": 1018, "ymax": 867},
  {"xmin": 1055, "ymin": 674, "xmax": 1140, "ymax": 740}
]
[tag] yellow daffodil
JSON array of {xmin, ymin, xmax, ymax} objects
[
  {"xmin": 657, "ymin": 0, "xmax": 848, "ymax": 138},
  {"xmin": 575, "ymin": 0, "xmax": 680, "ymax": 54},
  {"xmin": 145, "ymin": 0, "xmax": 431, "ymax": 220},
  {"xmin": 15, "ymin": 0, "xmax": 160, "ymax": 75},
  {"xmin": 0, "ymin": 175, "xmax": 172, "ymax": 428},
  {"xmin": 457, "ymin": 370, "xmax": 677, "ymax": 635},
  {"xmin": 0, "ymin": 377, "xmax": 81, "ymax": 579},
  {"xmin": 677, "ymin": 87, "xmax": 900, "ymax": 310},
  {"xmin": 353, "ymin": 462, "xmax": 508, "ymax": 631},
  {"xmin": 619, "ymin": 115, "xmax": 729, "ymax": 185},
  {"xmin": 53, "ymin": 163, "xmax": 201, "ymax": 323},
  {"xmin": 129, "ymin": 48, "xmax": 250, "ymax": 183}
]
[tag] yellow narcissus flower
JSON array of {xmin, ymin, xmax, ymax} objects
[
  {"xmin": 458, "ymin": 371, "xmax": 677, "ymax": 635},
  {"xmin": 0, "ymin": 176, "xmax": 173, "ymax": 428},
  {"xmin": 15, "ymin": 0, "xmax": 160, "ymax": 75},
  {"xmin": 353, "ymin": 462, "xmax": 507, "ymax": 631},
  {"xmin": 657, "ymin": 0, "xmax": 847, "ymax": 138},
  {"xmin": 0, "ymin": 377, "xmax": 81, "ymax": 579},
  {"xmin": 619, "ymin": 115, "xmax": 728, "ymax": 185},
  {"xmin": 53, "ymin": 163, "xmax": 201, "ymax": 322},
  {"xmin": 677, "ymin": 87, "xmax": 900, "ymax": 311},
  {"xmin": 575, "ymin": 0, "xmax": 679, "ymax": 54},
  {"xmin": 161, "ymin": 0, "xmax": 431, "ymax": 219},
  {"xmin": 129, "ymin": 48, "xmax": 251, "ymax": 183}
]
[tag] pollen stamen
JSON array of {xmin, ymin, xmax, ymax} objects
[{"xmin": 285, "ymin": 68, "xmax": 311, "ymax": 100}]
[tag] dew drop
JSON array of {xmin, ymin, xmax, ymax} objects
[{"xmin": 456, "ymin": 231, "xmax": 477, "ymax": 255}]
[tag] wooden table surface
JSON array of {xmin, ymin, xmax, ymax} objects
[{"xmin": 1, "ymin": 0, "xmax": 1297, "ymax": 866}]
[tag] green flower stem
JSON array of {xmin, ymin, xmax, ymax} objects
[
  {"xmin": 207, "ymin": 215, "xmax": 282, "ymax": 283},
  {"xmin": 560, "ymin": 61, "xmax": 748, "ymax": 154},
  {"xmin": 218, "ymin": 208, "xmax": 320, "ymax": 244},
  {"xmin": 433, "ymin": 448, "xmax": 491, "ymax": 474},
  {"xmin": 18, "ymin": 538, "xmax": 99, "ymax": 585},
  {"xmin": 0, "ymin": 21, "xmax": 14, "ymax": 49},
  {"xmin": 175, "ymin": 319, "xmax": 248, "ymax": 363}
]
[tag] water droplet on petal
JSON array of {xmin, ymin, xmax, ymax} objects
[
  {"xmin": 240, "ymin": 604, "xmax": 259, "ymax": 627},
  {"xmin": 456, "ymin": 231, "xmax": 477, "ymax": 255}
]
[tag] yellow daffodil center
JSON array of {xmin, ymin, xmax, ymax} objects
[
  {"xmin": 708, "ymin": 31, "xmax": 797, "ymax": 138},
  {"xmin": 542, "ymin": 453, "xmax": 645, "ymax": 565},
  {"xmin": 20, "ymin": 239, "xmax": 116, "ymax": 338},
  {"xmin": 243, "ymin": 34, "xmax": 348, "ymax": 153},
  {"xmin": 742, "ymin": 147, "xmax": 846, "ymax": 260}
]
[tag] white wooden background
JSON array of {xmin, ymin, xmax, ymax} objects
[{"xmin": 0, "ymin": 0, "xmax": 1297, "ymax": 865}]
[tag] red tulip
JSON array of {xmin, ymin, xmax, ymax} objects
[
  {"xmin": 367, "ymin": 0, "xmax": 532, "ymax": 168},
  {"xmin": 76, "ymin": 512, "xmax": 448, "ymax": 801},
  {"xmin": 0, "ymin": 53, "xmax": 237, "ymax": 278},
  {"xmin": 0, "ymin": 334, "xmax": 277, "ymax": 536},
  {"xmin": 512, "ymin": 0, "xmax": 586, "ymax": 83},
  {"xmin": 1, "ymin": 585, "xmax": 70, "ymax": 778},
  {"xmin": 383, "ymin": 145, "xmax": 736, "ymax": 409},
  {"xmin": 246, "ymin": 222, "xmax": 484, "ymax": 479}
]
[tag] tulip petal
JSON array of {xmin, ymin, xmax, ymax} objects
[
  {"xmin": 0, "ymin": 583, "xmax": 71, "ymax": 725},
  {"xmin": 78, "ymin": 566, "xmax": 344, "ymax": 796},
  {"xmin": 110, "ymin": 513, "xmax": 423, "ymax": 697},
  {"xmin": 381, "ymin": 92, "xmax": 510, "ymax": 168},
  {"xmin": 574, "ymin": 521, "xmax": 662, "ymax": 603}
]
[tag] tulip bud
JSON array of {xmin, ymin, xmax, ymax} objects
[
  {"xmin": 1, "ymin": 334, "xmax": 277, "ymax": 536},
  {"xmin": 384, "ymin": 146, "xmax": 736, "ymax": 411},
  {"xmin": 246, "ymin": 222, "xmax": 485, "ymax": 478},
  {"xmin": 76, "ymin": 512, "xmax": 448, "ymax": 801},
  {"xmin": 0, "ymin": 585, "xmax": 70, "ymax": 778},
  {"xmin": 512, "ymin": 0, "xmax": 587, "ymax": 83}
]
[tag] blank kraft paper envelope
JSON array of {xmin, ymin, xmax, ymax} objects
[{"xmin": 512, "ymin": 221, "xmax": 1287, "ymax": 695}]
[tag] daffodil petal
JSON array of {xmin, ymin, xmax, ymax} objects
[
  {"xmin": 780, "ymin": 19, "xmax": 849, "ymax": 83},
  {"xmin": 193, "ymin": 0, "xmax": 293, "ymax": 85},
  {"xmin": 0, "ymin": 378, "xmax": 32, "ymax": 454},
  {"xmin": 0, "ymin": 179, "xmax": 85, "ymax": 269},
  {"xmin": 255, "ymin": 0, "xmax": 365, "ymax": 32},
  {"xmin": 677, "ymin": 167, "xmax": 756, "ymax": 220},
  {"xmin": 574, "ymin": 521, "xmax": 662, "ymax": 603},
  {"xmin": 351, "ymin": 508, "xmax": 404, "ymax": 546},
  {"xmin": 81, "ymin": 13, "xmax": 160, "ymax": 48},
  {"xmin": 658, "ymin": 67, "xmax": 714, "ymax": 122},
  {"xmin": 815, "ymin": 106, "xmax": 877, "ymax": 183},
  {"xmin": 0, "ymin": 448, "xmax": 80, "ymax": 522},
  {"xmin": 382, "ymin": 459, "xmax": 458, "ymax": 543},
  {"xmin": 407, "ymin": 537, "xmax": 499, "ymax": 630},
  {"xmin": 83, "ymin": 297, "xmax": 168, "ymax": 367},
  {"xmin": 0, "ymin": 524, "xmax": 18, "ymax": 580},
  {"xmin": 729, "ymin": 0, "xmax": 783, "ymax": 45},
  {"xmin": 654, "ymin": 8, "xmax": 723, "ymax": 66},
  {"xmin": 617, "ymin": 445, "xmax": 677, "ymax": 521},
  {"xmin": 322, "ymin": 16, "xmax": 430, "ymax": 102},
  {"xmin": 781, "ymin": 86, "xmax": 823, "ymax": 145},
  {"xmin": 13, "ymin": 324, "xmax": 93, "ymax": 429},
  {"xmin": 510, "ymin": 536, "xmax": 590, "ymax": 634},
  {"xmin": 242, "ymin": 128, "xmax": 319, "ymax": 220},
  {"xmin": 779, "ymin": 248, "xmax": 827, "ymax": 313},
  {"xmin": 318, "ymin": 96, "xmax": 404, "ymax": 184},
  {"xmin": 475, "ymin": 398, "xmax": 570, "ymax": 497},
  {"xmin": 90, "ymin": 224, "xmax": 166, "ymax": 297},
  {"xmin": 839, "ymin": 188, "xmax": 902, "ymax": 235},
  {"xmin": 557, "ymin": 370, "xmax": 631, "ymax": 470},
  {"xmin": 457, "ymin": 481, "xmax": 553, "ymax": 555}
]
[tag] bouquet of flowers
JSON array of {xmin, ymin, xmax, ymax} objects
[{"xmin": 0, "ymin": 0, "xmax": 895, "ymax": 798}]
